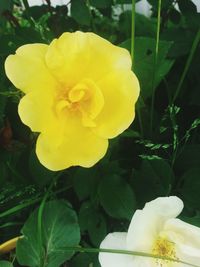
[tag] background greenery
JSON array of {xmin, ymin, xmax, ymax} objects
[{"xmin": 0, "ymin": 0, "xmax": 200, "ymax": 266}]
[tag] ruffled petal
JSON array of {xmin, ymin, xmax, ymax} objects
[
  {"xmin": 45, "ymin": 31, "xmax": 132, "ymax": 85},
  {"xmin": 99, "ymin": 232, "xmax": 133, "ymax": 267},
  {"xmin": 93, "ymin": 70, "xmax": 139, "ymax": 139},
  {"xmin": 5, "ymin": 44, "xmax": 57, "ymax": 93},
  {"xmin": 127, "ymin": 197, "xmax": 184, "ymax": 253},
  {"xmin": 144, "ymin": 196, "xmax": 184, "ymax": 219},
  {"xmin": 18, "ymin": 89, "xmax": 56, "ymax": 132},
  {"xmin": 36, "ymin": 116, "xmax": 108, "ymax": 171},
  {"xmin": 164, "ymin": 218, "xmax": 200, "ymax": 266}
]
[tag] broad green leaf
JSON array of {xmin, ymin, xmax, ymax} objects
[
  {"xmin": 120, "ymin": 37, "xmax": 174, "ymax": 99},
  {"xmin": 73, "ymin": 168, "xmax": 99, "ymax": 201},
  {"xmin": 0, "ymin": 261, "xmax": 13, "ymax": 267},
  {"xmin": 182, "ymin": 216, "xmax": 200, "ymax": 228},
  {"xmin": 181, "ymin": 168, "xmax": 200, "ymax": 209},
  {"xmin": 70, "ymin": 253, "xmax": 92, "ymax": 267},
  {"xmin": 71, "ymin": 0, "xmax": 91, "ymax": 26},
  {"xmin": 17, "ymin": 200, "xmax": 80, "ymax": 267},
  {"xmin": 0, "ymin": 0, "xmax": 12, "ymax": 14},
  {"xmin": 88, "ymin": 212, "xmax": 107, "ymax": 246},
  {"xmin": 0, "ymin": 96, "xmax": 6, "ymax": 129},
  {"xmin": 178, "ymin": 0, "xmax": 197, "ymax": 15},
  {"xmin": 98, "ymin": 175, "xmax": 136, "ymax": 220},
  {"xmin": 161, "ymin": 28, "xmax": 194, "ymax": 58},
  {"xmin": 29, "ymin": 149, "xmax": 56, "ymax": 188},
  {"xmin": 90, "ymin": 0, "xmax": 112, "ymax": 8},
  {"xmin": 70, "ymin": 253, "xmax": 100, "ymax": 267},
  {"xmin": 116, "ymin": 0, "xmax": 135, "ymax": 3},
  {"xmin": 175, "ymin": 145, "xmax": 200, "ymax": 174},
  {"xmin": 0, "ymin": 162, "xmax": 8, "ymax": 183},
  {"xmin": 131, "ymin": 159, "xmax": 173, "ymax": 207},
  {"xmin": 119, "ymin": 12, "xmax": 156, "ymax": 39},
  {"xmin": 78, "ymin": 202, "xmax": 107, "ymax": 246},
  {"xmin": 147, "ymin": 0, "xmax": 173, "ymax": 9}
]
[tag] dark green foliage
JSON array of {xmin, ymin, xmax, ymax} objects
[
  {"xmin": 17, "ymin": 201, "xmax": 80, "ymax": 267},
  {"xmin": 0, "ymin": 0, "xmax": 200, "ymax": 266},
  {"xmin": 0, "ymin": 261, "xmax": 13, "ymax": 267}
]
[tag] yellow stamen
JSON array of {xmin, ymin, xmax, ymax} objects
[{"xmin": 152, "ymin": 237, "xmax": 177, "ymax": 266}]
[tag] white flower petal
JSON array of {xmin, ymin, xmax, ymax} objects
[
  {"xmin": 144, "ymin": 196, "xmax": 184, "ymax": 219},
  {"xmin": 127, "ymin": 197, "xmax": 184, "ymax": 253},
  {"xmin": 99, "ymin": 232, "xmax": 133, "ymax": 267},
  {"xmin": 127, "ymin": 209, "xmax": 158, "ymax": 252},
  {"xmin": 164, "ymin": 218, "xmax": 200, "ymax": 265}
]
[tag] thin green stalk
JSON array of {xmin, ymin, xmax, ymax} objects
[
  {"xmin": 131, "ymin": 0, "xmax": 135, "ymax": 70},
  {"xmin": 57, "ymin": 246, "xmax": 200, "ymax": 267},
  {"xmin": 0, "ymin": 222, "xmax": 23, "ymax": 229},
  {"xmin": 172, "ymin": 28, "xmax": 200, "ymax": 102},
  {"xmin": 150, "ymin": 0, "xmax": 162, "ymax": 135},
  {"xmin": 0, "ymin": 198, "xmax": 39, "ymax": 218},
  {"xmin": 87, "ymin": 0, "xmax": 97, "ymax": 32},
  {"xmin": 0, "ymin": 184, "xmax": 72, "ymax": 219}
]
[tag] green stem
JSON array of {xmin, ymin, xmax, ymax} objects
[
  {"xmin": 172, "ymin": 28, "xmax": 200, "ymax": 103},
  {"xmin": 131, "ymin": 0, "xmax": 135, "ymax": 70},
  {"xmin": 57, "ymin": 246, "xmax": 200, "ymax": 267},
  {"xmin": 150, "ymin": 0, "xmax": 162, "ymax": 135},
  {"xmin": 0, "ymin": 184, "xmax": 72, "ymax": 219}
]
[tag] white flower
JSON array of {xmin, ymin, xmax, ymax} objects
[{"xmin": 99, "ymin": 196, "xmax": 200, "ymax": 267}]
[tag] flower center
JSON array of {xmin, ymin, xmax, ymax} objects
[
  {"xmin": 55, "ymin": 79, "xmax": 104, "ymax": 127},
  {"xmin": 152, "ymin": 237, "xmax": 177, "ymax": 266}
]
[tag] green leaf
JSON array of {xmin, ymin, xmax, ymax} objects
[
  {"xmin": 178, "ymin": 0, "xmax": 197, "ymax": 16},
  {"xmin": 73, "ymin": 168, "xmax": 99, "ymax": 201},
  {"xmin": 29, "ymin": 149, "xmax": 56, "ymax": 188},
  {"xmin": 71, "ymin": 0, "xmax": 91, "ymax": 26},
  {"xmin": 119, "ymin": 12, "xmax": 156, "ymax": 39},
  {"xmin": 98, "ymin": 175, "xmax": 136, "ymax": 220},
  {"xmin": 0, "ymin": 161, "xmax": 8, "ymax": 183},
  {"xmin": 87, "ymin": 212, "xmax": 107, "ymax": 246},
  {"xmin": 182, "ymin": 216, "xmax": 200, "ymax": 228},
  {"xmin": 78, "ymin": 202, "xmax": 107, "ymax": 246},
  {"xmin": 180, "ymin": 168, "xmax": 200, "ymax": 209},
  {"xmin": 175, "ymin": 145, "xmax": 200, "ymax": 174},
  {"xmin": 147, "ymin": 0, "xmax": 173, "ymax": 9},
  {"xmin": 70, "ymin": 253, "xmax": 92, "ymax": 267},
  {"xmin": 90, "ymin": 0, "xmax": 112, "ymax": 8},
  {"xmin": 70, "ymin": 253, "xmax": 100, "ymax": 267},
  {"xmin": 120, "ymin": 37, "xmax": 174, "ymax": 99},
  {"xmin": 17, "ymin": 200, "xmax": 80, "ymax": 267},
  {"xmin": 0, "ymin": 261, "xmax": 13, "ymax": 267},
  {"xmin": 131, "ymin": 159, "xmax": 173, "ymax": 207},
  {"xmin": 0, "ymin": 97, "xmax": 6, "ymax": 129},
  {"xmin": 0, "ymin": 0, "xmax": 12, "ymax": 14},
  {"xmin": 115, "ymin": 0, "xmax": 133, "ymax": 3},
  {"xmin": 162, "ymin": 28, "xmax": 194, "ymax": 58}
]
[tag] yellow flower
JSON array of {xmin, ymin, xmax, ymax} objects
[
  {"xmin": 5, "ymin": 31, "xmax": 139, "ymax": 171},
  {"xmin": 0, "ymin": 236, "xmax": 21, "ymax": 254}
]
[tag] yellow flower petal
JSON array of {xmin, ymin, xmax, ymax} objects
[
  {"xmin": 18, "ymin": 90, "xmax": 56, "ymax": 132},
  {"xmin": 36, "ymin": 116, "xmax": 108, "ymax": 171},
  {"xmin": 93, "ymin": 70, "xmax": 140, "ymax": 139},
  {"xmin": 45, "ymin": 31, "xmax": 132, "ymax": 85},
  {"xmin": 0, "ymin": 236, "xmax": 21, "ymax": 254},
  {"xmin": 5, "ymin": 44, "xmax": 57, "ymax": 93}
]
